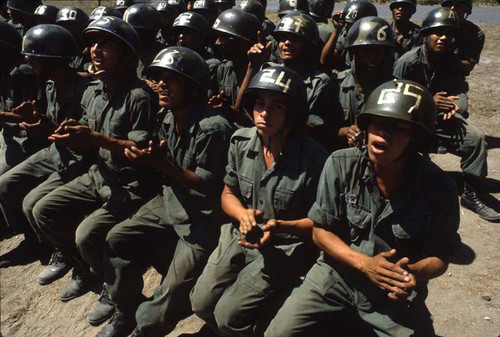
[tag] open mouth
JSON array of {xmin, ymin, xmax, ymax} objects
[{"xmin": 371, "ymin": 141, "xmax": 389, "ymax": 154}]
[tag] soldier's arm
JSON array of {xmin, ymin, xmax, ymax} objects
[{"xmin": 320, "ymin": 10, "xmax": 344, "ymax": 68}]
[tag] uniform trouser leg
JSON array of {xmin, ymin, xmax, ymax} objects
[
  {"xmin": 136, "ymin": 226, "xmax": 214, "ymax": 336},
  {"xmin": 31, "ymin": 172, "xmax": 102, "ymax": 261},
  {"xmin": 105, "ymin": 195, "xmax": 179, "ymax": 317},
  {"xmin": 0, "ymin": 129, "xmax": 28, "ymax": 175},
  {"xmin": 436, "ymin": 114, "xmax": 488, "ymax": 179},
  {"xmin": 0, "ymin": 148, "xmax": 58, "ymax": 240}
]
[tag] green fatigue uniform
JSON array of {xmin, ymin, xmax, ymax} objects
[
  {"xmin": 191, "ymin": 127, "xmax": 328, "ymax": 337},
  {"xmin": 317, "ymin": 21, "xmax": 334, "ymax": 46},
  {"xmin": 265, "ymin": 147, "xmax": 460, "ymax": 337},
  {"xmin": 391, "ymin": 21, "xmax": 422, "ymax": 60},
  {"xmin": 104, "ymin": 104, "xmax": 233, "ymax": 336},
  {"xmin": 335, "ymin": 27, "xmax": 350, "ymax": 71},
  {"xmin": 70, "ymin": 51, "xmax": 92, "ymax": 73},
  {"xmin": 31, "ymin": 77, "xmax": 158, "ymax": 275},
  {"xmin": 137, "ymin": 41, "xmax": 167, "ymax": 79},
  {"xmin": 269, "ymin": 38, "xmax": 282, "ymax": 64},
  {"xmin": 393, "ymin": 45, "xmax": 487, "ymax": 179},
  {"xmin": 0, "ymin": 71, "xmax": 91, "ymax": 242},
  {"xmin": 0, "ymin": 63, "xmax": 38, "ymax": 174},
  {"xmin": 215, "ymin": 60, "xmax": 246, "ymax": 106},
  {"xmin": 452, "ymin": 20, "xmax": 485, "ymax": 70}
]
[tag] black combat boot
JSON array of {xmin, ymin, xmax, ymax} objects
[
  {"xmin": 88, "ymin": 283, "xmax": 116, "ymax": 326},
  {"xmin": 461, "ymin": 178, "xmax": 500, "ymax": 222}
]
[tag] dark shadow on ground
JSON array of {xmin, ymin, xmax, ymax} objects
[
  {"xmin": 449, "ymin": 236, "xmax": 476, "ymax": 265},
  {"xmin": 486, "ymin": 135, "xmax": 500, "ymax": 150}
]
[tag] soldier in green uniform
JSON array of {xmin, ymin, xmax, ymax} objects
[
  {"xmin": 308, "ymin": 0, "xmax": 335, "ymax": 46},
  {"xmin": 442, "ymin": 0, "xmax": 484, "ymax": 76},
  {"xmin": 335, "ymin": 17, "xmax": 395, "ymax": 148},
  {"xmin": 192, "ymin": 0, "xmax": 218, "ymax": 25},
  {"xmin": 124, "ymin": 4, "xmax": 166, "ymax": 79},
  {"xmin": 5, "ymin": 0, "xmax": 41, "ymax": 36},
  {"xmin": 30, "ymin": 17, "xmax": 158, "ymax": 302},
  {"xmin": 320, "ymin": 0, "xmax": 378, "ymax": 72},
  {"xmin": 191, "ymin": 65, "xmax": 327, "ymax": 337},
  {"xmin": 390, "ymin": 0, "xmax": 422, "ymax": 60},
  {"xmin": 393, "ymin": 8, "xmax": 499, "ymax": 222},
  {"xmin": 239, "ymin": 0, "xmax": 274, "ymax": 42},
  {"xmin": 94, "ymin": 47, "xmax": 233, "ymax": 337},
  {"xmin": 0, "ymin": 21, "xmax": 37, "ymax": 175},
  {"xmin": 0, "ymin": 24, "xmax": 91, "ymax": 269},
  {"xmin": 155, "ymin": 0, "xmax": 180, "ymax": 45},
  {"xmin": 33, "ymin": 4, "xmax": 59, "ymax": 25},
  {"xmin": 266, "ymin": 79, "xmax": 460, "ymax": 337}
]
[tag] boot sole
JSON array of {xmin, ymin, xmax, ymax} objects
[{"xmin": 87, "ymin": 308, "xmax": 116, "ymax": 326}]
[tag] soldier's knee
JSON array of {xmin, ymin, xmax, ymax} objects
[
  {"xmin": 22, "ymin": 190, "xmax": 40, "ymax": 219},
  {"xmin": 190, "ymin": 284, "xmax": 214, "ymax": 322},
  {"xmin": 75, "ymin": 222, "xmax": 92, "ymax": 252}
]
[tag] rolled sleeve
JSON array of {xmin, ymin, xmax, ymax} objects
[
  {"xmin": 194, "ymin": 130, "xmax": 229, "ymax": 186},
  {"xmin": 223, "ymin": 135, "xmax": 238, "ymax": 187}
]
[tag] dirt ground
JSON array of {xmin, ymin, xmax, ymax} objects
[{"xmin": 1, "ymin": 24, "xmax": 500, "ymax": 337}]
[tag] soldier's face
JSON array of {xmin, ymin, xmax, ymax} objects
[
  {"xmin": 90, "ymin": 37, "xmax": 123, "ymax": 72},
  {"xmin": 448, "ymin": 2, "xmax": 469, "ymax": 21},
  {"xmin": 367, "ymin": 116, "xmax": 412, "ymax": 166},
  {"xmin": 156, "ymin": 70, "xmax": 186, "ymax": 108},
  {"xmin": 24, "ymin": 55, "xmax": 44, "ymax": 75},
  {"xmin": 277, "ymin": 33, "xmax": 305, "ymax": 62},
  {"xmin": 427, "ymin": 28, "xmax": 453, "ymax": 54},
  {"xmin": 392, "ymin": 3, "xmax": 414, "ymax": 21},
  {"xmin": 176, "ymin": 28, "xmax": 205, "ymax": 51},
  {"xmin": 253, "ymin": 91, "xmax": 289, "ymax": 138},
  {"xmin": 353, "ymin": 46, "xmax": 386, "ymax": 72}
]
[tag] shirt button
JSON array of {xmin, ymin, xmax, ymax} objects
[{"xmin": 259, "ymin": 200, "xmax": 263, "ymax": 205}]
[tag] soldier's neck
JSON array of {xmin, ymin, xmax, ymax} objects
[{"xmin": 373, "ymin": 158, "xmax": 407, "ymax": 198}]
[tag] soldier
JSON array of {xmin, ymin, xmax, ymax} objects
[
  {"xmin": 0, "ymin": 24, "xmax": 91, "ymax": 269},
  {"xmin": 390, "ymin": 0, "xmax": 422, "ymax": 60},
  {"xmin": 192, "ymin": 0, "xmax": 218, "ymax": 25},
  {"xmin": 336, "ymin": 16, "xmax": 395, "ymax": 148},
  {"xmin": 210, "ymin": 8, "xmax": 260, "ymax": 124},
  {"xmin": 308, "ymin": 0, "xmax": 335, "ymax": 46},
  {"xmin": 191, "ymin": 66, "xmax": 327, "ymax": 337},
  {"xmin": 394, "ymin": 8, "xmax": 499, "ymax": 222},
  {"xmin": 320, "ymin": 0, "xmax": 378, "ymax": 71},
  {"xmin": 239, "ymin": 0, "xmax": 273, "ymax": 42},
  {"xmin": 5, "ymin": 0, "xmax": 41, "ymax": 36},
  {"xmin": 172, "ymin": 11, "xmax": 221, "ymax": 96},
  {"xmin": 0, "ymin": 21, "xmax": 37, "ymax": 175},
  {"xmin": 154, "ymin": 0, "xmax": 180, "ymax": 45},
  {"xmin": 266, "ymin": 79, "xmax": 460, "ymax": 337},
  {"xmin": 94, "ymin": 46, "xmax": 233, "ymax": 337},
  {"xmin": 30, "ymin": 17, "xmax": 158, "ymax": 302},
  {"xmin": 442, "ymin": 0, "xmax": 484, "ymax": 76},
  {"xmin": 56, "ymin": 6, "xmax": 91, "ymax": 73},
  {"xmin": 33, "ymin": 4, "xmax": 59, "ymax": 25},
  {"xmin": 124, "ymin": 4, "xmax": 165, "ymax": 79}
]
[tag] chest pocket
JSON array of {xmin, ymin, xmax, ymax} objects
[
  {"xmin": 273, "ymin": 187, "xmax": 296, "ymax": 213},
  {"xmin": 391, "ymin": 214, "xmax": 428, "ymax": 258},
  {"xmin": 109, "ymin": 116, "xmax": 128, "ymax": 139},
  {"xmin": 237, "ymin": 175, "xmax": 254, "ymax": 207},
  {"xmin": 346, "ymin": 204, "xmax": 371, "ymax": 244}
]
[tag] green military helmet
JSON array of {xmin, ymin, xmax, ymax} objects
[
  {"xmin": 239, "ymin": 0, "xmax": 265, "ymax": 22},
  {"xmin": 168, "ymin": 0, "xmax": 188, "ymax": 14},
  {"xmin": 22, "ymin": 24, "xmax": 77, "ymax": 58},
  {"xmin": 82, "ymin": 16, "xmax": 141, "ymax": 55},
  {"xmin": 242, "ymin": 65, "xmax": 308, "ymax": 127},
  {"xmin": 34, "ymin": 5, "xmax": 59, "ymax": 24},
  {"xmin": 358, "ymin": 79, "xmax": 436, "ymax": 148},
  {"xmin": 212, "ymin": 9, "xmax": 260, "ymax": 43},
  {"xmin": 172, "ymin": 11, "xmax": 212, "ymax": 38},
  {"xmin": 6, "ymin": 0, "xmax": 41, "ymax": 15},
  {"xmin": 273, "ymin": 12, "xmax": 320, "ymax": 47},
  {"xmin": 56, "ymin": 6, "xmax": 90, "ymax": 28},
  {"xmin": 148, "ymin": 46, "xmax": 210, "ymax": 92},
  {"xmin": 0, "ymin": 20, "xmax": 22, "ymax": 51},
  {"xmin": 342, "ymin": 1, "xmax": 377, "ymax": 24},
  {"xmin": 309, "ymin": 0, "xmax": 335, "ymax": 20},
  {"xmin": 420, "ymin": 7, "xmax": 459, "ymax": 36},
  {"xmin": 278, "ymin": 0, "xmax": 309, "ymax": 17},
  {"xmin": 123, "ymin": 3, "xmax": 162, "ymax": 31},
  {"xmin": 90, "ymin": 6, "xmax": 123, "ymax": 22},
  {"xmin": 389, "ymin": 0, "xmax": 416, "ymax": 13},
  {"xmin": 114, "ymin": 0, "xmax": 135, "ymax": 14},
  {"xmin": 154, "ymin": 1, "xmax": 180, "ymax": 28},
  {"xmin": 346, "ymin": 16, "xmax": 394, "ymax": 49},
  {"xmin": 192, "ymin": 0, "xmax": 217, "ymax": 23},
  {"xmin": 442, "ymin": 0, "xmax": 472, "ymax": 14}
]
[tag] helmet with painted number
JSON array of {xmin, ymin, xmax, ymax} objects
[
  {"xmin": 239, "ymin": 0, "xmax": 265, "ymax": 22},
  {"xmin": 22, "ymin": 24, "xmax": 77, "ymax": 58},
  {"xmin": 389, "ymin": 0, "xmax": 416, "ymax": 14},
  {"xmin": 442, "ymin": 0, "xmax": 472, "ymax": 14},
  {"xmin": 342, "ymin": 1, "xmax": 377, "ymax": 24},
  {"xmin": 278, "ymin": 0, "xmax": 309, "ymax": 16},
  {"xmin": 345, "ymin": 16, "xmax": 394, "ymax": 49},
  {"xmin": 358, "ymin": 79, "xmax": 436, "ymax": 148},
  {"xmin": 123, "ymin": 3, "xmax": 162, "ymax": 31},
  {"xmin": 273, "ymin": 12, "xmax": 320, "ymax": 47},
  {"xmin": 0, "ymin": 20, "xmax": 22, "ymax": 51},
  {"xmin": 33, "ymin": 4, "xmax": 59, "ymax": 24},
  {"xmin": 172, "ymin": 11, "xmax": 212, "ymax": 38},
  {"xmin": 212, "ymin": 9, "xmax": 260, "ymax": 43},
  {"xmin": 309, "ymin": 0, "xmax": 335, "ymax": 19},
  {"xmin": 83, "ymin": 16, "xmax": 140, "ymax": 55},
  {"xmin": 168, "ymin": 0, "xmax": 188, "ymax": 13},
  {"xmin": 90, "ymin": 6, "xmax": 123, "ymax": 21},
  {"xmin": 420, "ymin": 7, "xmax": 459, "ymax": 35},
  {"xmin": 6, "ymin": 0, "xmax": 41, "ymax": 15},
  {"xmin": 192, "ymin": 0, "xmax": 217, "ymax": 23},
  {"xmin": 148, "ymin": 46, "xmax": 210, "ymax": 91},
  {"xmin": 242, "ymin": 65, "xmax": 308, "ymax": 127},
  {"xmin": 56, "ymin": 6, "xmax": 90, "ymax": 28}
]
